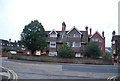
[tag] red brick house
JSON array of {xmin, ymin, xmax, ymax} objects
[
  {"xmin": 46, "ymin": 22, "xmax": 88, "ymax": 57},
  {"xmin": 89, "ymin": 29, "xmax": 105, "ymax": 54}
]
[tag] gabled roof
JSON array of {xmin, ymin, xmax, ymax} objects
[
  {"xmin": 49, "ymin": 29, "xmax": 58, "ymax": 34},
  {"xmin": 66, "ymin": 26, "xmax": 82, "ymax": 34},
  {"xmin": 90, "ymin": 31, "xmax": 104, "ymax": 39}
]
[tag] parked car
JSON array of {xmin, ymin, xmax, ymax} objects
[{"xmin": 9, "ymin": 51, "xmax": 17, "ymax": 54}]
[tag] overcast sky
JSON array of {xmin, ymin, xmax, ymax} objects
[{"xmin": 0, "ymin": 0, "xmax": 119, "ymax": 47}]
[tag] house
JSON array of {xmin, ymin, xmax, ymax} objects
[
  {"xmin": 89, "ymin": 28, "xmax": 105, "ymax": 54},
  {"xmin": 111, "ymin": 31, "xmax": 120, "ymax": 62},
  {"xmin": 45, "ymin": 22, "xmax": 88, "ymax": 56},
  {"xmin": 0, "ymin": 39, "xmax": 24, "ymax": 51}
]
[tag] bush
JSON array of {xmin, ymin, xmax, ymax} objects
[
  {"xmin": 83, "ymin": 42, "xmax": 101, "ymax": 58},
  {"xmin": 58, "ymin": 44, "xmax": 75, "ymax": 58},
  {"xmin": 2, "ymin": 48, "xmax": 11, "ymax": 52},
  {"xmin": 102, "ymin": 52, "xmax": 112, "ymax": 60}
]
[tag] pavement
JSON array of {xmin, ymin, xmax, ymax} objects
[{"xmin": 0, "ymin": 67, "xmax": 10, "ymax": 80}]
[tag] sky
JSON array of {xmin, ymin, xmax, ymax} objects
[{"xmin": 0, "ymin": 0, "xmax": 119, "ymax": 47}]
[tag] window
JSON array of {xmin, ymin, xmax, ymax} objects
[
  {"xmin": 2, "ymin": 43, "xmax": 5, "ymax": 46},
  {"xmin": 99, "ymin": 39, "xmax": 102, "ymax": 42},
  {"xmin": 92, "ymin": 38, "xmax": 98, "ymax": 42},
  {"xmin": 67, "ymin": 34, "xmax": 81, "ymax": 38},
  {"xmin": 113, "ymin": 50, "xmax": 116, "ymax": 54},
  {"xmin": 67, "ymin": 42, "xmax": 73, "ymax": 47},
  {"xmin": 74, "ymin": 34, "xmax": 81, "ymax": 37},
  {"xmin": 50, "ymin": 34, "xmax": 57, "ymax": 37},
  {"xmin": 11, "ymin": 44, "xmax": 13, "ymax": 46},
  {"xmin": 50, "ymin": 42, "xmax": 56, "ymax": 48},
  {"xmin": 62, "ymin": 35, "xmax": 67, "ymax": 38},
  {"xmin": 112, "ymin": 41, "xmax": 115, "ymax": 44},
  {"xmin": 67, "ymin": 34, "xmax": 74, "ymax": 37},
  {"xmin": 67, "ymin": 42, "xmax": 81, "ymax": 47},
  {"xmin": 17, "ymin": 44, "xmax": 19, "ymax": 47},
  {"xmin": 73, "ymin": 42, "xmax": 81, "ymax": 47},
  {"xmin": 99, "ymin": 46, "xmax": 102, "ymax": 50}
]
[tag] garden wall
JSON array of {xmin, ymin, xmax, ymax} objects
[
  {"xmin": 8, "ymin": 53, "xmax": 113, "ymax": 65},
  {"xmin": 0, "ymin": 52, "xmax": 8, "ymax": 57}
]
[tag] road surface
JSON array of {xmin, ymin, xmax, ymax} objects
[{"xmin": 1, "ymin": 57, "xmax": 119, "ymax": 79}]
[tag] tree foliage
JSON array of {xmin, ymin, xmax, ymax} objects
[
  {"xmin": 58, "ymin": 39, "xmax": 75, "ymax": 58},
  {"xmin": 83, "ymin": 42, "xmax": 101, "ymax": 58},
  {"xmin": 20, "ymin": 20, "xmax": 47, "ymax": 54}
]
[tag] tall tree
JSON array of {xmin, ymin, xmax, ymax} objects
[{"xmin": 20, "ymin": 20, "xmax": 47, "ymax": 54}]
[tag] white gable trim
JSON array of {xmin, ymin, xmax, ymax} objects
[
  {"xmin": 90, "ymin": 31, "xmax": 104, "ymax": 39},
  {"xmin": 49, "ymin": 29, "xmax": 58, "ymax": 34},
  {"xmin": 66, "ymin": 26, "xmax": 82, "ymax": 34}
]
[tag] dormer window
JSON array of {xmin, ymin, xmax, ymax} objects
[
  {"xmin": 49, "ymin": 29, "xmax": 58, "ymax": 38},
  {"xmin": 50, "ymin": 34, "xmax": 57, "ymax": 37}
]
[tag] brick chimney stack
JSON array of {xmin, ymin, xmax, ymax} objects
[
  {"xmin": 102, "ymin": 31, "xmax": 104, "ymax": 37},
  {"xmin": 62, "ymin": 22, "xmax": 66, "ymax": 33},
  {"xmin": 90, "ymin": 28, "xmax": 92, "ymax": 36},
  {"xmin": 85, "ymin": 26, "xmax": 88, "ymax": 32}
]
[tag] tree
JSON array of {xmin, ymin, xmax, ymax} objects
[
  {"xmin": 83, "ymin": 42, "xmax": 101, "ymax": 58},
  {"xmin": 20, "ymin": 20, "xmax": 47, "ymax": 54},
  {"xmin": 58, "ymin": 39, "xmax": 75, "ymax": 58}
]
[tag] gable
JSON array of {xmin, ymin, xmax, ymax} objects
[
  {"xmin": 91, "ymin": 31, "xmax": 104, "ymax": 39},
  {"xmin": 49, "ymin": 29, "xmax": 58, "ymax": 35},
  {"xmin": 67, "ymin": 26, "xmax": 82, "ymax": 35}
]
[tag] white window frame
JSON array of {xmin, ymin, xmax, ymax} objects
[
  {"xmin": 67, "ymin": 42, "xmax": 73, "ymax": 47},
  {"xmin": 92, "ymin": 38, "xmax": 98, "ymax": 42},
  {"xmin": 113, "ymin": 50, "xmax": 116, "ymax": 54},
  {"xmin": 112, "ymin": 41, "xmax": 115, "ymax": 44},
  {"xmin": 99, "ymin": 46, "xmax": 102, "ymax": 50},
  {"xmin": 50, "ymin": 42, "xmax": 56, "ymax": 48},
  {"xmin": 73, "ymin": 42, "xmax": 81, "ymax": 47},
  {"xmin": 99, "ymin": 39, "xmax": 102, "ymax": 42},
  {"xmin": 50, "ymin": 34, "xmax": 57, "ymax": 37},
  {"xmin": 11, "ymin": 44, "xmax": 13, "ymax": 46}
]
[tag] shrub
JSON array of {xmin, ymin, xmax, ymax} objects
[
  {"xmin": 83, "ymin": 42, "xmax": 101, "ymax": 58},
  {"xmin": 102, "ymin": 52, "xmax": 112, "ymax": 60},
  {"xmin": 2, "ymin": 48, "xmax": 11, "ymax": 52},
  {"xmin": 58, "ymin": 44, "xmax": 75, "ymax": 58}
]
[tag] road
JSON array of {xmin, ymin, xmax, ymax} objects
[{"xmin": 1, "ymin": 57, "xmax": 119, "ymax": 79}]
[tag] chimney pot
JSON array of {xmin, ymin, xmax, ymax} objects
[
  {"xmin": 112, "ymin": 31, "xmax": 116, "ymax": 36},
  {"xmin": 9, "ymin": 38, "xmax": 11, "ymax": 43},
  {"xmin": 85, "ymin": 26, "xmax": 88, "ymax": 31},
  {"xmin": 90, "ymin": 28, "xmax": 92, "ymax": 36},
  {"xmin": 102, "ymin": 31, "xmax": 104, "ymax": 37}
]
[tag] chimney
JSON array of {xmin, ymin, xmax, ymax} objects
[
  {"xmin": 9, "ymin": 38, "xmax": 11, "ymax": 43},
  {"xmin": 102, "ymin": 31, "xmax": 104, "ymax": 37},
  {"xmin": 112, "ymin": 31, "xmax": 116, "ymax": 36},
  {"xmin": 85, "ymin": 26, "xmax": 88, "ymax": 32},
  {"xmin": 62, "ymin": 22, "xmax": 66, "ymax": 33},
  {"xmin": 90, "ymin": 28, "xmax": 92, "ymax": 36}
]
